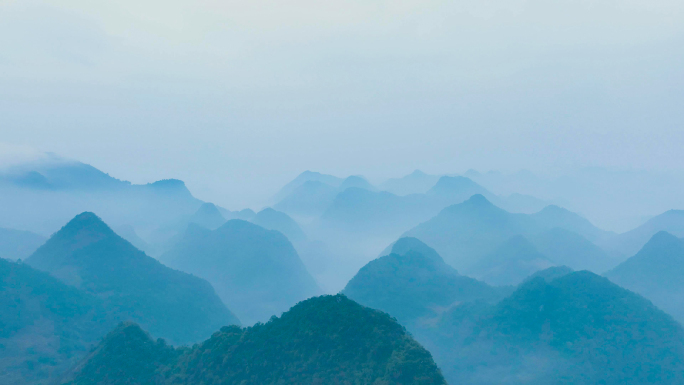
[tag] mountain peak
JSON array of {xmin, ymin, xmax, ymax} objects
[
  {"xmin": 647, "ymin": 230, "xmax": 681, "ymax": 246},
  {"xmin": 538, "ymin": 204, "xmax": 566, "ymax": 215},
  {"xmin": 148, "ymin": 178, "xmax": 186, "ymax": 189},
  {"xmin": 390, "ymin": 237, "xmax": 444, "ymax": 264},
  {"xmin": 465, "ymin": 193, "xmax": 492, "ymax": 207},
  {"xmin": 429, "ymin": 176, "xmax": 482, "ymax": 194},
  {"xmin": 339, "ymin": 175, "xmax": 374, "ymax": 191},
  {"xmin": 60, "ymin": 211, "xmax": 115, "ymax": 238},
  {"xmin": 189, "ymin": 203, "xmax": 226, "ymax": 230}
]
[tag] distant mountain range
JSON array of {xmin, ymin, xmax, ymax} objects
[
  {"xmin": 63, "ymin": 295, "xmax": 447, "ymax": 385},
  {"xmin": 161, "ymin": 219, "xmax": 320, "ymax": 324},
  {"xmin": 404, "ymin": 194, "xmax": 617, "ymax": 276},
  {"xmin": 380, "ymin": 170, "xmax": 441, "ymax": 196},
  {"xmin": 0, "ymin": 157, "xmax": 204, "ymax": 238},
  {"xmin": 274, "ymin": 172, "xmax": 377, "ymax": 220}
]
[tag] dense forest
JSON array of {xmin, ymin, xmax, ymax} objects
[{"xmin": 64, "ymin": 295, "xmax": 446, "ymax": 385}]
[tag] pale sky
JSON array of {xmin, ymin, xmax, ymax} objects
[{"xmin": 1, "ymin": 0, "xmax": 683, "ymax": 209}]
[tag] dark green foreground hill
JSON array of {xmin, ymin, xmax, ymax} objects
[{"xmin": 64, "ymin": 295, "xmax": 446, "ymax": 385}]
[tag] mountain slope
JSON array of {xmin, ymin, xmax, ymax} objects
[
  {"xmin": 468, "ymin": 235, "xmax": 556, "ymax": 286},
  {"xmin": 0, "ymin": 157, "xmax": 205, "ymax": 238},
  {"xmin": 426, "ymin": 176, "xmax": 492, "ymax": 203},
  {"xmin": 251, "ymin": 208, "xmax": 306, "ymax": 243},
  {"xmin": 613, "ymin": 210, "xmax": 684, "ymax": 256},
  {"xmin": 605, "ymin": 231, "xmax": 684, "ymax": 322},
  {"xmin": 0, "ymin": 227, "xmax": 46, "ymax": 261},
  {"xmin": 67, "ymin": 295, "xmax": 447, "ymax": 385},
  {"xmin": 0, "ymin": 258, "xmax": 114, "ymax": 385},
  {"xmin": 531, "ymin": 227, "xmax": 615, "ymax": 273},
  {"xmin": 274, "ymin": 180, "xmax": 339, "ymax": 219},
  {"xmin": 339, "ymin": 175, "xmax": 377, "ymax": 191},
  {"xmin": 380, "ymin": 170, "xmax": 440, "ymax": 196},
  {"xmin": 431, "ymin": 271, "xmax": 684, "ymax": 384},
  {"xmin": 343, "ymin": 238, "xmax": 501, "ymax": 323},
  {"xmin": 404, "ymin": 195, "xmax": 613, "ymax": 273},
  {"xmin": 529, "ymin": 205, "xmax": 613, "ymax": 243},
  {"xmin": 405, "ymin": 194, "xmax": 542, "ymax": 271},
  {"xmin": 26, "ymin": 212, "xmax": 239, "ymax": 344},
  {"xmin": 188, "ymin": 202, "xmax": 226, "ymax": 230},
  {"xmin": 272, "ymin": 171, "xmax": 343, "ymax": 203},
  {"xmin": 162, "ymin": 219, "xmax": 320, "ymax": 324}
]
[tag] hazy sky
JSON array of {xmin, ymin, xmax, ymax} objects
[{"xmin": 1, "ymin": 0, "xmax": 683, "ymax": 209}]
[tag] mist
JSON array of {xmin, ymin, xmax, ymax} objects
[
  {"xmin": 3, "ymin": 1, "xmax": 684, "ymax": 384},
  {"xmin": 2, "ymin": 0, "xmax": 683, "ymax": 211}
]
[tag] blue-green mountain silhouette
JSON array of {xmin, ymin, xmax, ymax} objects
[
  {"xmin": 26, "ymin": 212, "xmax": 239, "ymax": 345},
  {"xmin": 380, "ymin": 170, "xmax": 441, "ymax": 196},
  {"xmin": 64, "ymin": 295, "xmax": 446, "ymax": 385},
  {"xmin": 343, "ymin": 238, "xmax": 503, "ymax": 324},
  {"xmin": 251, "ymin": 208, "xmax": 306, "ymax": 243},
  {"xmin": 0, "ymin": 227, "xmax": 46, "ymax": 261},
  {"xmin": 405, "ymin": 195, "xmax": 617, "ymax": 273},
  {"xmin": 161, "ymin": 220, "xmax": 320, "ymax": 325},
  {"xmin": 605, "ymin": 231, "xmax": 684, "ymax": 323},
  {"xmin": 427, "ymin": 271, "xmax": 684, "ymax": 384},
  {"xmin": 468, "ymin": 235, "xmax": 556, "ymax": 286},
  {"xmin": 0, "ymin": 258, "xmax": 114, "ymax": 384}
]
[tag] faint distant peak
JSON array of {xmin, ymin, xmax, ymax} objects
[
  {"xmin": 299, "ymin": 170, "xmax": 325, "ymax": 178},
  {"xmin": 523, "ymin": 266, "xmax": 573, "ymax": 283},
  {"xmin": 538, "ymin": 204, "xmax": 566, "ymax": 214},
  {"xmin": 428, "ymin": 175, "xmax": 484, "ymax": 195},
  {"xmin": 660, "ymin": 209, "xmax": 684, "ymax": 217},
  {"xmin": 339, "ymin": 175, "xmax": 375, "ymax": 191},
  {"xmin": 499, "ymin": 234, "xmax": 539, "ymax": 253},
  {"xmin": 643, "ymin": 230, "xmax": 681, "ymax": 248},
  {"xmin": 463, "ymin": 169, "xmax": 481, "ymax": 177},
  {"xmin": 148, "ymin": 178, "xmax": 187, "ymax": 189},
  {"xmin": 196, "ymin": 202, "xmax": 221, "ymax": 215},
  {"xmin": 189, "ymin": 202, "xmax": 226, "ymax": 230},
  {"xmin": 257, "ymin": 207, "xmax": 278, "ymax": 215},
  {"xmin": 464, "ymin": 193, "xmax": 493, "ymax": 207},
  {"xmin": 390, "ymin": 237, "xmax": 443, "ymax": 263}
]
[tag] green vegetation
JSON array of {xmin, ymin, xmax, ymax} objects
[{"xmin": 67, "ymin": 295, "xmax": 446, "ymax": 385}]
